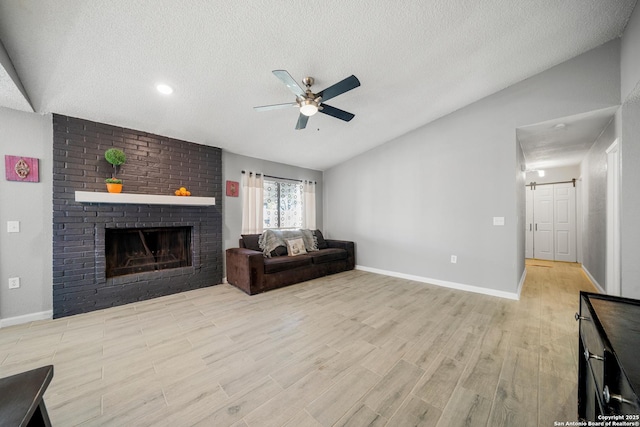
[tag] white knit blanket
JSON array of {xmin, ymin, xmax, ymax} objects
[{"xmin": 258, "ymin": 229, "xmax": 317, "ymax": 257}]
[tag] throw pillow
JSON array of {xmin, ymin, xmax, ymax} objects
[
  {"xmin": 241, "ymin": 234, "xmax": 261, "ymax": 251},
  {"xmin": 286, "ymin": 237, "xmax": 308, "ymax": 256},
  {"xmin": 270, "ymin": 245, "xmax": 288, "ymax": 257},
  {"xmin": 314, "ymin": 229, "xmax": 328, "ymax": 249}
]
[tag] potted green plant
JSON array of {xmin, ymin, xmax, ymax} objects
[{"xmin": 104, "ymin": 148, "xmax": 126, "ymax": 193}]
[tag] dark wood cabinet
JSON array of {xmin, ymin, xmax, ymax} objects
[{"xmin": 577, "ymin": 292, "xmax": 640, "ymax": 420}]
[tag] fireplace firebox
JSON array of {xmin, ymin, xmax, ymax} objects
[{"xmin": 105, "ymin": 227, "xmax": 192, "ymax": 278}]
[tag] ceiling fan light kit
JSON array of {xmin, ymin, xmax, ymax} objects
[
  {"xmin": 299, "ymin": 100, "xmax": 319, "ymax": 116},
  {"xmin": 255, "ymin": 70, "xmax": 360, "ymax": 129}
]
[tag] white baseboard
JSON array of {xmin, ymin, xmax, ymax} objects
[
  {"xmin": 0, "ymin": 310, "xmax": 53, "ymax": 328},
  {"xmin": 517, "ymin": 268, "xmax": 527, "ymax": 299},
  {"xmin": 355, "ymin": 265, "xmax": 520, "ymax": 300},
  {"xmin": 581, "ymin": 265, "xmax": 605, "ymax": 294}
]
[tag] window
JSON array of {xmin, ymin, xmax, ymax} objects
[{"xmin": 263, "ymin": 180, "xmax": 303, "ymax": 229}]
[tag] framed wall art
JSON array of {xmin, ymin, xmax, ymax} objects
[
  {"xmin": 226, "ymin": 180, "xmax": 239, "ymax": 197},
  {"xmin": 5, "ymin": 155, "xmax": 39, "ymax": 182}
]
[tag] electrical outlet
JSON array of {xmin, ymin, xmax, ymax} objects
[
  {"xmin": 451, "ymin": 255, "xmax": 457, "ymax": 264},
  {"xmin": 8, "ymin": 277, "xmax": 20, "ymax": 289},
  {"xmin": 7, "ymin": 221, "xmax": 20, "ymax": 233}
]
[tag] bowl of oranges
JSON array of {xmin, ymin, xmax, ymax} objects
[{"xmin": 174, "ymin": 187, "xmax": 191, "ymax": 196}]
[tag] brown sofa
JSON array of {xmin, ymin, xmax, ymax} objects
[{"xmin": 226, "ymin": 230, "xmax": 355, "ymax": 295}]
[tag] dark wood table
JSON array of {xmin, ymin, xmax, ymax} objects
[{"xmin": 0, "ymin": 365, "xmax": 54, "ymax": 427}]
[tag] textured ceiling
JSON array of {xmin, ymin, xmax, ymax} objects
[
  {"xmin": 517, "ymin": 106, "xmax": 619, "ymax": 170},
  {"xmin": 0, "ymin": 1, "xmax": 636, "ymax": 170},
  {"xmin": 0, "ymin": 39, "xmax": 32, "ymax": 112}
]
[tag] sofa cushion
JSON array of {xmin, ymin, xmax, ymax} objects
[
  {"xmin": 241, "ymin": 234, "xmax": 261, "ymax": 251},
  {"xmin": 313, "ymin": 230, "xmax": 328, "ymax": 249},
  {"xmin": 307, "ymin": 248, "xmax": 347, "ymax": 264},
  {"xmin": 263, "ymin": 255, "xmax": 312, "ymax": 274}
]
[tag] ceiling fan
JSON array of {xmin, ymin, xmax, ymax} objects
[{"xmin": 254, "ymin": 70, "xmax": 360, "ymax": 130}]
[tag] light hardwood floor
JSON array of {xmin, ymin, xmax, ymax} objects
[{"xmin": 0, "ymin": 260, "xmax": 596, "ymax": 426}]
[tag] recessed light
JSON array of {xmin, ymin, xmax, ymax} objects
[
  {"xmin": 156, "ymin": 84, "xmax": 173, "ymax": 95},
  {"xmin": 553, "ymin": 123, "xmax": 566, "ymax": 129}
]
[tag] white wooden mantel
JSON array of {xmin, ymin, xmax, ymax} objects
[{"xmin": 74, "ymin": 191, "xmax": 215, "ymax": 206}]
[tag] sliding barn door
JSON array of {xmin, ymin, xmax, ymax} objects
[
  {"xmin": 525, "ymin": 182, "xmax": 577, "ymax": 262},
  {"xmin": 553, "ymin": 183, "xmax": 576, "ymax": 262},
  {"xmin": 533, "ymin": 186, "xmax": 554, "ymax": 260}
]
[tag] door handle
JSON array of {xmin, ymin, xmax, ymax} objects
[
  {"xmin": 535, "ymin": 224, "xmax": 538, "ymax": 231},
  {"xmin": 603, "ymin": 385, "xmax": 635, "ymax": 406},
  {"xmin": 575, "ymin": 312, "xmax": 590, "ymax": 321},
  {"xmin": 584, "ymin": 348, "xmax": 604, "ymax": 361}
]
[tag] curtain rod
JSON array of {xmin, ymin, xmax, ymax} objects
[
  {"xmin": 241, "ymin": 170, "xmax": 316, "ymax": 184},
  {"xmin": 526, "ymin": 179, "xmax": 576, "ymax": 188}
]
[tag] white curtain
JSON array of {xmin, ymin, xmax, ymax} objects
[
  {"xmin": 303, "ymin": 180, "xmax": 316, "ymax": 229},
  {"xmin": 241, "ymin": 172, "xmax": 264, "ymax": 234}
]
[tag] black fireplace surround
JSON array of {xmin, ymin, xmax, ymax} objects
[{"xmin": 52, "ymin": 115, "xmax": 223, "ymax": 318}]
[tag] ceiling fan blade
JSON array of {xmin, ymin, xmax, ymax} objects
[
  {"xmin": 254, "ymin": 102, "xmax": 298, "ymax": 112},
  {"xmin": 273, "ymin": 70, "xmax": 305, "ymax": 98},
  {"xmin": 317, "ymin": 75, "xmax": 360, "ymax": 102},
  {"xmin": 319, "ymin": 104, "xmax": 355, "ymax": 122},
  {"xmin": 295, "ymin": 113, "xmax": 309, "ymax": 130}
]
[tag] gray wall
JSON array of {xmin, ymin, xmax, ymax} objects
[
  {"xmin": 0, "ymin": 108, "xmax": 52, "ymax": 323},
  {"xmin": 222, "ymin": 151, "xmax": 323, "ymax": 271},
  {"xmin": 621, "ymin": 2, "xmax": 640, "ymax": 298},
  {"xmin": 525, "ymin": 165, "xmax": 580, "ymax": 184},
  {"xmin": 580, "ymin": 113, "xmax": 619, "ymax": 290},
  {"xmin": 324, "ymin": 40, "xmax": 620, "ymax": 295},
  {"xmin": 620, "ymin": 92, "xmax": 640, "ymax": 298}
]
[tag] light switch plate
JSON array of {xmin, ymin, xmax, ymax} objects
[
  {"xmin": 7, "ymin": 221, "xmax": 20, "ymax": 233},
  {"xmin": 493, "ymin": 217, "xmax": 505, "ymax": 226}
]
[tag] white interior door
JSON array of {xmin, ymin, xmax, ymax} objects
[
  {"xmin": 533, "ymin": 186, "xmax": 554, "ymax": 260},
  {"xmin": 553, "ymin": 183, "xmax": 576, "ymax": 262},
  {"xmin": 525, "ymin": 186, "xmax": 534, "ymax": 258}
]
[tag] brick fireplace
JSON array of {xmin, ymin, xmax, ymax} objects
[{"xmin": 52, "ymin": 115, "xmax": 223, "ymax": 318}]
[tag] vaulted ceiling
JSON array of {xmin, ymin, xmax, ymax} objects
[{"xmin": 0, "ymin": 1, "xmax": 636, "ymax": 170}]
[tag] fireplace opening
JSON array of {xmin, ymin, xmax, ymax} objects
[{"xmin": 105, "ymin": 227, "xmax": 192, "ymax": 278}]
